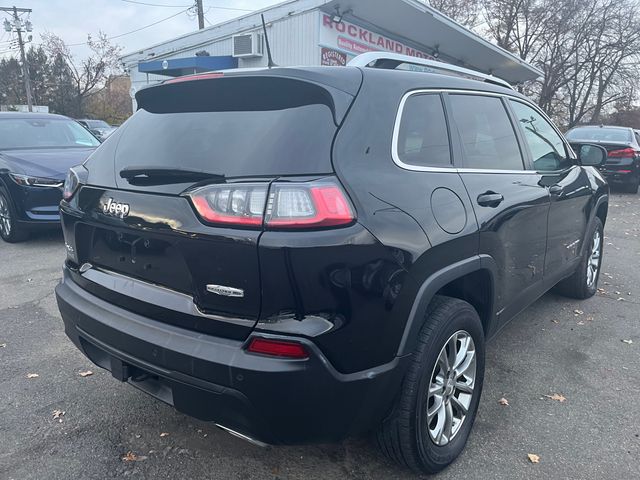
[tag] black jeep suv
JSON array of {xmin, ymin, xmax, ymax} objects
[{"xmin": 55, "ymin": 53, "xmax": 609, "ymax": 474}]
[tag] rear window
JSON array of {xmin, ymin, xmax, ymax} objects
[
  {"xmin": 117, "ymin": 77, "xmax": 341, "ymax": 177},
  {"xmin": 566, "ymin": 127, "xmax": 632, "ymax": 143}
]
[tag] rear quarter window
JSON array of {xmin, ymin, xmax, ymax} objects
[{"xmin": 395, "ymin": 93, "xmax": 452, "ymax": 168}]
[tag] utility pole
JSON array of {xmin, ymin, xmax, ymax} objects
[
  {"xmin": 1, "ymin": 6, "xmax": 33, "ymax": 112},
  {"xmin": 196, "ymin": 0, "xmax": 204, "ymax": 30}
]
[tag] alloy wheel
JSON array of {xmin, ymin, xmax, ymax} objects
[
  {"xmin": 426, "ymin": 331, "xmax": 477, "ymax": 447},
  {"xmin": 586, "ymin": 229, "xmax": 601, "ymax": 288},
  {"xmin": 0, "ymin": 194, "xmax": 11, "ymax": 237}
]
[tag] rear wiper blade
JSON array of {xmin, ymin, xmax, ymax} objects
[{"xmin": 120, "ymin": 167, "xmax": 225, "ymax": 184}]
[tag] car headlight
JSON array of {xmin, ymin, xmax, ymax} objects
[
  {"xmin": 9, "ymin": 173, "xmax": 64, "ymax": 188},
  {"xmin": 63, "ymin": 165, "xmax": 88, "ymax": 201}
]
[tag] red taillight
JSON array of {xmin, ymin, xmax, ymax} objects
[
  {"xmin": 189, "ymin": 184, "xmax": 267, "ymax": 227},
  {"xmin": 247, "ymin": 338, "xmax": 309, "ymax": 359},
  {"xmin": 265, "ymin": 182, "xmax": 355, "ymax": 229},
  {"xmin": 188, "ymin": 179, "xmax": 355, "ymax": 230},
  {"xmin": 165, "ymin": 72, "xmax": 224, "ymax": 84},
  {"xmin": 608, "ymin": 148, "xmax": 636, "ymax": 158}
]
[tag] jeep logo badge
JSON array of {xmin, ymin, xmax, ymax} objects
[{"xmin": 103, "ymin": 198, "xmax": 130, "ymax": 218}]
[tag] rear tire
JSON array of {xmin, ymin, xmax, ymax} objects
[
  {"xmin": 554, "ymin": 217, "xmax": 603, "ymax": 299},
  {"xmin": 0, "ymin": 188, "xmax": 29, "ymax": 243},
  {"xmin": 376, "ymin": 296, "xmax": 485, "ymax": 474}
]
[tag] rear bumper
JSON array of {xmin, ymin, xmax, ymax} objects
[
  {"xmin": 55, "ymin": 266, "xmax": 408, "ymax": 445},
  {"xmin": 600, "ymin": 166, "xmax": 639, "ymax": 183}
]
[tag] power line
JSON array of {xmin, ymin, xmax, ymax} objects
[
  {"xmin": 120, "ymin": 0, "xmax": 252, "ymax": 11},
  {"xmin": 66, "ymin": 7, "xmax": 190, "ymax": 46}
]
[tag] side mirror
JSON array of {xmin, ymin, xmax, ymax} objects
[{"xmin": 574, "ymin": 144, "xmax": 607, "ymax": 167}]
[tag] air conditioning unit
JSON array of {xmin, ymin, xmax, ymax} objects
[{"xmin": 232, "ymin": 33, "xmax": 263, "ymax": 58}]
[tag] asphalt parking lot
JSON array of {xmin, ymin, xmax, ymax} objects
[{"xmin": 1, "ymin": 192, "xmax": 639, "ymax": 480}]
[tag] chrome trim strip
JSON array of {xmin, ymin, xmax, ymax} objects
[
  {"xmin": 80, "ymin": 266, "xmax": 256, "ymax": 327},
  {"xmin": 391, "ymin": 88, "xmax": 565, "ymax": 175},
  {"xmin": 215, "ymin": 424, "xmax": 269, "ymax": 447}
]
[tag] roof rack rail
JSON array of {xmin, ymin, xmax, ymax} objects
[{"xmin": 347, "ymin": 52, "xmax": 513, "ymax": 90}]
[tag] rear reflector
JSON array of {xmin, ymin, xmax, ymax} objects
[
  {"xmin": 247, "ymin": 338, "xmax": 309, "ymax": 359},
  {"xmin": 608, "ymin": 148, "xmax": 636, "ymax": 158}
]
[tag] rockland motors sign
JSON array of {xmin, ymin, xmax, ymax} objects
[{"xmin": 319, "ymin": 13, "xmax": 434, "ymax": 60}]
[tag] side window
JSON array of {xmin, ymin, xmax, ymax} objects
[
  {"xmin": 509, "ymin": 100, "xmax": 572, "ymax": 171},
  {"xmin": 396, "ymin": 94, "xmax": 451, "ymax": 167},
  {"xmin": 448, "ymin": 94, "xmax": 524, "ymax": 170}
]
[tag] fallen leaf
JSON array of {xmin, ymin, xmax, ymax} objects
[
  {"xmin": 121, "ymin": 451, "xmax": 147, "ymax": 462},
  {"xmin": 52, "ymin": 409, "xmax": 65, "ymax": 421},
  {"xmin": 528, "ymin": 453, "xmax": 541, "ymax": 464},
  {"xmin": 26, "ymin": 373, "xmax": 39, "ymax": 379},
  {"xmin": 160, "ymin": 432, "xmax": 169, "ymax": 437},
  {"xmin": 78, "ymin": 370, "xmax": 93, "ymax": 377},
  {"xmin": 498, "ymin": 398, "xmax": 509, "ymax": 406},
  {"xmin": 544, "ymin": 393, "xmax": 566, "ymax": 403},
  {"xmin": 622, "ymin": 339, "xmax": 633, "ymax": 345}
]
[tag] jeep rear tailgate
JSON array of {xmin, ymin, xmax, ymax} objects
[{"xmin": 63, "ymin": 72, "xmax": 361, "ymax": 340}]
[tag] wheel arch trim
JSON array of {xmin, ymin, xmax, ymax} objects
[
  {"xmin": 397, "ymin": 255, "xmax": 497, "ymax": 357},
  {"xmin": 580, "ymin": 193, "xmax": 608, "ymax": 257}
]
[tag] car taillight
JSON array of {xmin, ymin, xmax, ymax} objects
[
  {"xmin": 608, "ymin": 148, "xmax": 636, "ymax": 158},
  {"xmin": 188, "ymin": 179, "xmax": 355, "ymax": 230},
  {"xmin": 265, "ymin": 181, "xmax": 355, "ymax": 229},
  {"xmin": 189, "ymin": 183, "xmax": 268, "ymax": 227},
  {"xmin": 246, "ymin": 338, "xmax": 309, "ymax": 359},
  {"xmin": 62, "ymin": 165, "xmax": 88, "ymax": 201}
]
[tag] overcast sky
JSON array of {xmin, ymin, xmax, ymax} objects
[{"xmin": 0, "ymin": 0, "xmax": 283, "ymax": 59}]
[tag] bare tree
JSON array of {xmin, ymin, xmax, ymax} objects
[
  {"xmin": 41, "ymin": 31, "xmax": 122, "ymax": 117},
  {"xmin": 429, "ymin": 0, "xmax": 482, "ymax": 27},
  {"xmin": 474, "ymin": 0, "xmax": 640, "ymax": 127}
]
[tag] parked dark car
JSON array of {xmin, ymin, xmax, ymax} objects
[
  {"xmin": 55, "ymin": 53, "xmax": 609, "ymax": 474},
  {"xmin": 566, "ymin": 125, "xmax": 640, "ymax": 193},
  {"xmin": 0, "ymin": 112, "xmax": 100, "ymax": 242},
  {"xmin": 76, "ymin": 118, "xmax": 117, "ymax": 142}
]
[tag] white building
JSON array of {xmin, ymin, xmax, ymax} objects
[{"xmin": 121, "ymin": 0, "xmax": 541, "ymax": 106}]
